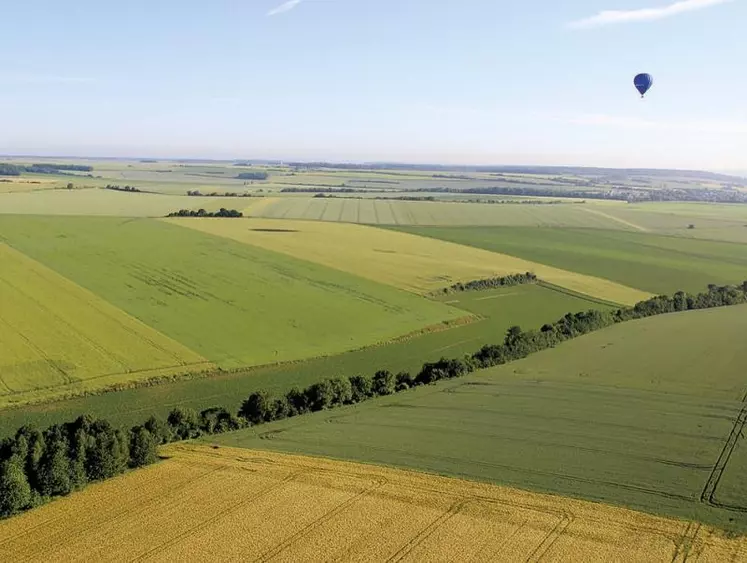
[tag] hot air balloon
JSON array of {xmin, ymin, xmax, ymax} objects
[{"xmin": 634, "ymin": 73, "xmax": 653, "ymax": 98}]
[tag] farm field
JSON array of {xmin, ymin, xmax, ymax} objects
[
  {"xmin": 169, "ymin": 217, "xmax": 651, "ymax": 304},
  {"xmin": 245, "ymin": 196, "xmax": 624, "ymax": 227},
  {"xmin": 0, "ymin": 244, "xmax": 211, "ymax": 407},
  {"xmin": 0, "ymin": 188, "xmax": 252, "ymax": 217},
  {"xmin": 2, "ymin": 443, "xmax": 746, "ymax": 562},
  {"xmin": 0, "ymin": 284, "xmax": 603, "ymax": 435},
  {"xmin": 215, "ymin": 304, "xmax": 747, "ymax": 532},
  {"xmin": 0, "ymin": 215, "xmax": 462, "ymax": 369},
  {"xmin": 390, "ymin": 225, "xmax": 747, "ymax": 295},
  {"xmin": 600, "ymin": 203, "xmax": 747, "ymax": 244}
]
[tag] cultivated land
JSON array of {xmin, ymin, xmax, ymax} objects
[
  {"xmin": 391, "ymin": 225, "xmax": 747, "ymax": 295},
  {"xmin": 0, "ymin": 284, "xmax": 602, "ymax": 435},
  {"xmin": 215, "ymin": 305, "xmax": 747, "ymax": 532},
  {"xmin": 0, "ymin": 244, "xmax": 211, "ymax": 407},
  {"xmin": 2, "ymin": 443, "xmax": 745, "ymax": 562},
  {"xmin": 3, "ymin": 158, "xmax": 747, "ymax": 547},
  {"xmin": 0, "ymin": 188, "xmax": 250, "ymax": 217},
  {"xmin": 0, "ymin": 215, "xmax": 461, "ymax": 369},
  {"xmin": 168, "ymin": 217, "xmax": 651, "ymax": 305},
  {"xmin": 246, "ymin": 196, "xmax": 620, "ymax": 228}
]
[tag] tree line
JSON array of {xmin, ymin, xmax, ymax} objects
[
  {"xmin": 416, "ymin": 185, "xmax": 747, "ymax": 204},
  {"xmin": 105, "ymin": 184, "xmax": 142, "ymax": 193},
  {"xmin": 187, "ymin": 190, "xmax": 259, "ymax": 198},
  {"xmin": 2, "ymin": 281, "xmax": 746, "ymax": 519},
  {"xmin": 236, "ymin": 172, "xmax": 269, "ymax": 180},
  {"xmin": 166, "ymin": 208, "xmax": 243, "ymax": 218},
  {"xmin": 437, "ymin": 273, "xmax": 538, "ymax": 295},
  {"xmin": 0, "ymin": 163, "xmax": 93, "ymax": 176}
]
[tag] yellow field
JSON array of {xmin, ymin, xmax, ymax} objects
[
  {"xmin": 0, "ymin": 244, "xmax": 212, "ymax": 407},
  {"xmin": 1, "ymin": 443, "xmax": 744, "ymax": 562},
  {"xmin": 165, "ymin": 217, "xmax": 652, "ymax": 305},
  {"xmin": 0, "ymin": 177, "xmax": 58, "ymax": 193}
]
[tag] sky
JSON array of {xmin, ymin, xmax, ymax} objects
[{"xmin": 0, "ymin": 0, "xmax": 745, "ymax": 171}]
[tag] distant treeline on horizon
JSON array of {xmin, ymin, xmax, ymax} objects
[{"xmin": 0, "ymin": 163, "xmax": 93, "ymax": 176}]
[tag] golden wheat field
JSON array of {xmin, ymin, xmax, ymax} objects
[
  {"xmin": 0, "ymin": 244, "xmax": 212, "ymax": 407},
  {"xmin": 165, "ymin": 217, "xmax": 652, "ymax": 306},
  {"xmin": 1, "ymin": 443, "xmax": 744, "ymax": 562}
]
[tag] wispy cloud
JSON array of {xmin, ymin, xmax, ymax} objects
[
  {"xmin": 568, "ymin": 0, "xmax": 733, "ymax": 29},
  {"xmin": 267, "ymin": 0, "xmax": 303, "ymax": 16}
]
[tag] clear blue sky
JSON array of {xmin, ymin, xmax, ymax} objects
[{"xmin": 1, "ymin": 0, "xmax": 745, "ymax": 171}]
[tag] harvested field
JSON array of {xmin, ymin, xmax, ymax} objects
[
  {"xmin": 168, "ymin": 217, "xmax": 652, "ymax": 305},
  {"xmin": 1, "ymin": 443, "xmax": 745, "ymax": 561},
  {"xmin": 0, "ymin": 244, "xmax": 211, "ymax": 407}
]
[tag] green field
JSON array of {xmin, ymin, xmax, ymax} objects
[
  {"xmin": 0, "ymin": 215, "xmax": 462, "ymax": 369},
  {"xmin": 212, "ymin": 304, "xmax": 747, "ymax": 532},
  {"xmin": 0, "ymin": 188, "xmax": 253, "ymax": 217},
  {"xmin": 0, "ymin": 243, "xmax": 211, "ymax": 407},
  {"xmin": 247, "ymin": 197, "xmax": 624, "ymax": 228},
  {"xmin": 170, "ymin": 217, "xmax": 651, "ymax": 305},
  {"xmin": 0, "ymin": 284, "xmax": 603, "ymax": 436},
  {"xmin": 390, "ymin": 226, "xmax": 747, "ymax": 295}
]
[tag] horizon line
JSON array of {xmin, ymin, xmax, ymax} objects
[{"xmin": 1, "ymin": 152, "xmax": 742, "ymax": 176}]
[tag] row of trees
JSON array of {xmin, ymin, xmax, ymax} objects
[
  {"xmin": 438, "ymin": 273, "xmax": 538, "ymax": 295},
  {"xmin": 166, "ymin": 208, "xmax": 243, "ymax": 218},
  {"xmin": 0, "ymin": 163, "xmax": 93, "ymax": 176},
  {"xmin": 417, "ymin": 185, "xmax": 747, "ymax": 204},
  {"xmin": 105, "ymin": 184, "xmax": 141, "ymax": 193},
  {"xmin": 236, "ymin": 171, "xmax": 269, "ymax": 180},
  {"xmin": 0, "ymin": 417, "xmax": 158, "ymax": 517},
  {"xmin": 2, "ymin": 282, "xmax": 746, "ymax": 519},
  {"xmin": 186, "ymin": 190, "xmax": 258, "ymax": 197}
]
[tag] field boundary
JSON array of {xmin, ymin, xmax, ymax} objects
[{"xmin": 536, "ymin": 280, "xmax": 627, "ymax": 308}]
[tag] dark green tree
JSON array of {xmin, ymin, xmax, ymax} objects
[
  {"xmin": 329, "ymin": 377, "xmax": 353, "ymax": 406},
  {"xmin": 304, "ymin": 380, "xmax": 335, "ymax": 411},
  {"xmin": 395, "ymin": 371, "xmax": 414, "ymax": 391},
  {"xmin": 349, "ymin": 375, "xmax": 373, "ymax": 403},
  {"xmin": 239, "ymin": 391, "xmax": 273, "ymax": 424},
  {"xmin": 286, "ymin": 387, "xmax": 310, "ymax": 415},
  {"xmin": 0, "ymin": 455, "xmax": 32, "ymax": 516},
  {"xmin": 129, "ymin": 426, "xmax": 158, "ymax": 467},
  {"xmin": 167, "ymin": 407, "xmax": 201, "ymax": 440},
  {"xmin": 371, "ymin": 370, "xmax": 395, "ymax": 396},
  {"xmin": 144, "ymin": 415, "xmax": 173, "ymax": 444},
  {"xmin": 37, "ymin": 425, "xmax": 72, "ymax": 497}
]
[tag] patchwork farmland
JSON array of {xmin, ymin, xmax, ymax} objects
[
  {"xmin": 0, "ymin": 243, "xmax": 211, "ymax": 407},
  {"xmin": 0, "ymin": 215, "xmax": 461, "ymax": 372},
  {"xmin": 168, "ymin": 217, "xmax": 651, "ymax": 304},
  {"xmin": 2, "ymin": 158, "xmax": 747, "ymax": 560}
]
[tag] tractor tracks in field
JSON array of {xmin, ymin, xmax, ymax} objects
[{"xmin": 700, "ymin": 392, "xmax": 747, "ymax": 511}]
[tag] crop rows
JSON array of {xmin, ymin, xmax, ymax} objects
[{"xmin": 2, "ymin": 444, "xmax": 746, "ymax": 561}]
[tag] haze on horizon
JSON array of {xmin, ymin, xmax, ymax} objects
[{"xmin": 0, "ymin": 0, "xmax": 744, "ymax": 173}]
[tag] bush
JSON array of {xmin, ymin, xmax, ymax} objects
[
  {"xmin": 167, "ymin": 408, "xmax": 201, "ymax": 440},
  {"xmin": 371, "ymin": 370, "xmax": 395, "ymax": 396},
  {"xmin": 395, "ymin": 372, "xmax": 414, "ymax": 391},
  {"xmin": 349, "ymin": 375, "xmax": 373, "ymax": 402},
  {"xmin": 239, "ymin": 392, "xmax": 272, "ymax": 425}
]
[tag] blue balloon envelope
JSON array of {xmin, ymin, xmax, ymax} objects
[{"xmin": 634, "ymin": 73, "xmax": 653, "ymax": 97}]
